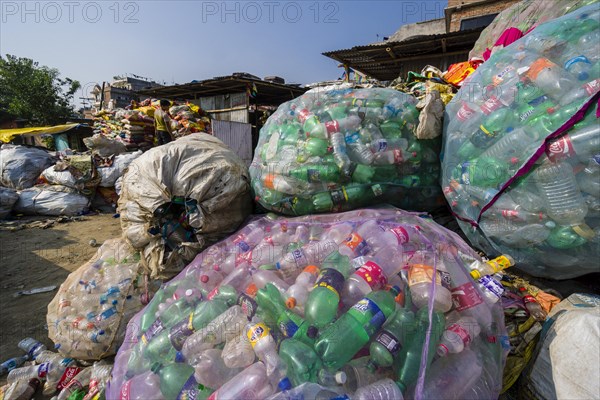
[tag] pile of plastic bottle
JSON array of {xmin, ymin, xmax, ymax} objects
[
  {"xmin": 47, "ymin": 239, "xmax": 151, "ymax": 360},
  {"xmin": 441, "ymin": 4, "xmax": 600, "ymax": 279},
  {"xmin": 107, "ymin": 208, "xmax": 507, "ymax": 400},
  {"xmin": 250, "ymin": 87, "xmax": 444, "ymax": 216},
  {"xmin": 2, "ymin": 338, "xmax": 113, "ymax": 399}
]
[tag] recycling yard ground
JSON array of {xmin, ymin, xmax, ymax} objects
[{"xmin": 0, "ymin": 213, "xmax": 122, "ymax": 384}]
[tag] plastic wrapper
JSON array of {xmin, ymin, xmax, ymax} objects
[
  {"xmin": 250, "ymin": 88, "xmax": 445, "ymax": 216},
  {"xmin": 14, "ymin": 185, "xmax": 90, "ymax": 216},
  {"xmin": 118, "ymin": 134, "xmax": 252, "ymax": 279},
  {"xmin": 469, "ymin": 0, "xmax": 596, "ymax": 59},
  {"xmin": 441, "ymin": 5, "xmax": 600, "ymax": 279},
  {"xmin": 97, "ymin": 150, "xmax": 142, "ymax": 187},
  {"xmin": 0, "ymin": 186, "xmax": 19, "ymax": 219},
  {"xmin": 107, "ymin": 207, "xmax": 507, "ymax": 400},
  {"xmin": 47, "ymin": 239, "xmax": 154, "ymax": 360},
  {"xmin": 0, "ymin": 144, "xmax": 54, "ymax": 189}
]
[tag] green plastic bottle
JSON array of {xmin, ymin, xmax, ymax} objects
[
  {"xmin": 352, "ymin": 165, "xmax": 375, "ymax": 183},
  {"xmin": 393, "ymin": 307, "xmax": 444, "ymax": 393},
  {"xmin": 290, "ymin": 164, "xmax": 340, "ymax": 183},
  {"xmin": 279, "ymin": 338, "xmax": 323, "ymax": 386},
  {"xmin": 314, "ymin": 288, "xmax": 399, "ymax": 371},
  {"xmin": 453, "ymin": 157, "xmax": 509, "ymax": 188},
  {"xmin": 153, "ymin": 363, "xmax": 212, "ymax": 400},
  {"xmin": 290, "ymin": 196, "xmax": 315, "ymax": 215},
  {"xmin": 304, "ymin": 138, "xmax": 329, "ymax": 157},
  {"xmin": 546, "ymin": 225, "xmax": 588, "ymax": 249},
  {"xmin": 140, "ymin": 286, "xmax": 174, "ymax": 332},
  {"xmin": 368, "ymin": 308, "xmax": 416, "ymax": 369},
  {"xmin": 379, "ymin": 121, "xmax": 403, "ymax": 139}
]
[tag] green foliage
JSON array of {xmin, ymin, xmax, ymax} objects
[{"xmin": 0, "ymin": 54, "xmax": 81, "ymax": 126}]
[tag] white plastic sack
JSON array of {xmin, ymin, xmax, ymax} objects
[
  {"xmin": 522, "ymin": 293, "xmax": 600, "ymax": 399},
  {"xmin": 40, "ymin": 166, "xmax": 79, "ymax": 189},
  {"xmin": 118, "ymin": 134, "xmax": 252, "ymax": 279},
  {"xmin": 83, "ymin": 134, "xmax": 127, "ymax": 157},
  {"xmin": 0, "ymin": 186, "xmax": 19, "ymax": 219},
  {"xmin": 15, "ymin": 185, "xmax": 90, "ymax": 216},
  {"xmin": 98, "ymin": 150, "xmax": 142, "ymax": 187},
  {"xmin": 0, "ymin": 145, "xmax": 54, "ymax": 189}
]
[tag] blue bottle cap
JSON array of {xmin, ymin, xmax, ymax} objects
[
  {"xmin": 278, "ymin": 377, "xmax": 292, "ymax": 391},
  {"xmin": 175, "ymin": 352, "xmax": 185, "ymax": 363}
]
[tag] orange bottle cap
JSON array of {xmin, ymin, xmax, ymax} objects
[
  {"xmin": 246, "ymin": 283, "xmax": 258, "ymax": 296},
  {"xmin": 286, "ymin": 297, "xmax": 297, "ymax": 309},
  {"xmin": 304, "ymin": 265, "xmax": 319, "ymax": 275}
]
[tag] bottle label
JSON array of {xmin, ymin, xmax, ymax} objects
[
  {"xmin": 297, "ymin": 109, "xmax": 311, "ymax": 123},
  {"xmin": 247, "ymin": 323, "xmax": 270, "ymax": 347},
  {"xmin": 371, "ymin": 184, "xmax": 383, "ymax": 197},
  {"xmin": 120, "ymin": 380, "xmax": 132, "ymax": 400},
  {"xmin": 355, "ymin": 261, "xmax": 387, "ymax": 290},
  {"xmin": 408, "ymin": 264, "xmax": 440, "ymax": 286},
  {"xmin": 307, "ymin": 168, "xmax": 322, "ymax": 183},
  {"xmin": 374, "ymin": 139, "xmax": 388, "ymax": 152},
  {"xmin": 564, "ymin": 55, "xmax": 591, "ymax": 71},
  {"xmin": 390, "ymin": 226, "xmax": 409, "ymax": 244},
  {"xmin": 325, "ymin": 120, "xmax": 340, "ymax": 134},
  {"xmin": 526, "ymin": 58, "xmax": 555, "ymax": 80},
  {"xmin": 447, "ymin": 323, "xmax": 472, "ymax": 345},
  {"xmin": 351, "ymin": 298, "xmax": 386, "ymax": 333},
  {"xmin": 313, "ymin": 268, "xmax": 345, "ymax": 297},
  {"xmin": 237, "ymin": 293, "xmax": 258, "ymax": 320},
  {"xmin": 37, "ymin": 362, "xmax": 50, "ymax": 379},
  {"xmin": 207, "ymin": 286, "xmax": 219, "ymax": 300},
  {"xmin": 141, "ymin": 319, "xmax": 164, "ymax": 345},
  {"xmin": 278, "ymin": 316, "xmax": 299, "ymax": 338},
  {"xmin": 523, "ymin": 294, "xmax": 537, "ymax": 304},
  {"xmin": 487, "ymin": 255, "xmax": 513, "ymax": 271},
  {"xmin": 546, "ymin": 135, "xmax": 575, "ymax": 162},
  {"xmin": 583, "ymin": 78, "xmax": 600, "ymax": 96},
  {"xmin": 456, "ymin": 102, "xmax": 476, "ymax": 122},
  {"xmin": 169, "ymin": 313, "xmax": 195, "ymax": 350},
  {"xmin": 263, "ymin": 174, "xmax": 276, "ymax": 190},
  {"xmin": 492, "ymin": 65, "xmax": 515, "ymax": 86},
  {"xmin": 57, "ymin": 367, "xmax": 83, "ymax": 390},
  {"xmin": 345, "ymin": 132, "xmax": 360, "ymax": 144},
  {"xmin": 84, "ymin": 380, "xmax": 100, "ymax": 400},
  {"xmin": 374, "ymin": 329, "xmax": 401, "ymax": 353},
  {"xmin": 478, "ymin": 276, "xmax": 504, "ymax": 299},
  {"xmin": 177, "ymin": 375, "xmax": 201, "ymax": 400},
  {"xmin": 290, "ymin": 248, "xmax": 308, "ymax": 267},
  {"xmin": 236, "ymin": 240, "xmax": 251, "ymax": 253},
  {"xmin": 480, "ymin": 96, "xmax": 503, "ymax": 115},
  {"xmin": 330, "ymin": 187, "xmax": 349, "ymax": 206},
  {"xmin": 451, "ymin": 282, "xmax": 483, "ymax": 311},
  {"xmin": 342, "ymin": 233, "xmax": 369, "ymax": 256}
]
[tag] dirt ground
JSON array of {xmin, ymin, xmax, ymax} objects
[{"xmin": 0, "ymin": 213, "xmax": 122, "ymax": 377}]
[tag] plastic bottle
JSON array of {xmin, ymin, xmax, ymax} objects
[
  {"xmin": 314, "ymin": 288, "xmax": 399, "ymax": 370},
  {"xmin": 479, "ymin": 128, "xmax": 538, "ymax": 164},
  {"xmin": 393, "ymin": 307, "xmax": 445, "ymax": 393},
  {"xmin": 0, "ymin": 355, "xmax": 29, "ymax": 375},
  {"xmin": 480, "ymin": 219, "xmax": 551, "ymax": 246},
  {"xmin": 181, "ymin": 305, "xmax": 247, "ymax": 364},
  {"xmin": 421, "ymin": 348, "xmax": 483, "ymax": 399},
  {"xmin": 527, "ymin": 57, "xmax": 577, "ymax": 100},
  {"xmin": 307, "ymin": 115, "xmax": 362, "ymax": 139},
  {"xmin": 252, "ymin": 270, "xmax": 290, "ymax": 295},
  {"xmin": 578, "ymin": 157, "xmax": 600, "ymax": 197},
  {"xmin": 330, "ymin": 132, "xmax": 353, "ymax": 176},
  {"xmin": 437, "ymin": 315, "xmax": 481, "ymax": 357},
  {"xmin": 221, "ymin": 332, "xmax": 256, "ymax": 369},
  {"xmin": 152, "ymin": 362, "xmax": 209, "ymax": 400},
  {"xmin": 207, "ymin": 362, "xmax": 275, "ymax": 400},
  {"xmin": 267, "ymin": 382, "xmax": 340, "ymax": 400},
  {"xmin": 407, "ymin": 264, "xmax": 453, "ymax": 313},
  {"xmin": 279, "ymin": 339, "xmax": 323, "ymax": 386},
  {"xmin": 290, "ymin": 164, "xmax": 340, "ymax": 183},
  {"xmin": 118, "ymin": 371, "xmax": 165, "ymax": 400},
  {"xmin": 191, "ymin": 349, "xmax": 242, "ymax": 389},
  {"xmin": 285, "ymin": 265, "xmax": 320, "ymax": 312},
  {"xmin": 468, "ymin": 254, "xmax": 515, "ymax": 280},
  {"xmin": 57, "ymin": 367, "xmax": 92, "ymax": 400},
  {"xmin": 7, "ymin": 364, "xmax": 45, "ymax": 384},
  {"xmin": 3, "ymin": 378, "xmax": 39, "ymax": 400},
  {"xmin": 368, "ymin": 307, "xmax": 415, "ymax": 369},
  {"xmin": 317, "ymin": 369, "xmax": 347, "ymax": 386},
  {"xmin": 34, "ymin": 351, "xmax": 77, "ymax": 396},
  {"xmin": 81, "ymin": 361, "xmax": 112, "ymax": 400},
  {"xmin": 353, "ymin": 378, "xmax": 404, "ymax": 400},
  {"xmin": 342, "ymin": 259, "xmax": 389, "ymax": 308},
  {"xmin": 18, "ymin": 338, "xmax": 47, "ymax": 360},
  {"xmin": 518, "ymin": 287, "xmax": 547, "ymax": 321},
  {"xmin": 545, "ymin": 123, "xmax": 600, "ymax": 162},
  {"xmin": 246, "ymin": 322, "xmax": 287, "ymax": 384},
  {"xmin": 534, "ymin": 161, "xmax": 588, "ymax": 225},
  {"xmin": 558, "ymin": 77, "xmax": 600, "ymax": 105},
  {"xmin": 345, "ymin": 132, "xmax": 375, "ymax": 165}
]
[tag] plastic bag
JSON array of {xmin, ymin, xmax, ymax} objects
[
  {"xmin": 47, "ymin": 239, "xmax": 153, "ymax": 360},
  {"xmin": 83, "ymin": 134, "xmax": 127, "ymax": 157},
  {"xmin": 0, "ymin": 186, "xmax": 19, "ymax": 219},
  {"xmin": 0, "ymin": 145, "xmax": 54, "ymax": 189},
  {"xmin": 250, "ymin": 88, "xmax": 444, "ymax": 216},
  {"xmin": 441, "ymin": 5, "xmax": 600, "ymax": 279},
  {"xmin": 520, "ymin": 293, "xmax": 600, "ymax": 399},
  {"xmin": 118, "ymin": 134, "xmax": 252, "ymax": 279},
  {"xmin": 14, "ymin": 185, "xmax": 90, "ymax": 216},
  {"xmin": 97, "ymin": 150, "xmax": 142, "ymax": 187},
  {"xmin": 469, "ymin": 0, "xmax": 596, "ymax": 59},
  {"xmin": 40, "ymin": 166, "xmax": 80, "ymax": 190},
  {"xmin": 107, "ymin": 207, "xmax": 507, "ymax": 400}
]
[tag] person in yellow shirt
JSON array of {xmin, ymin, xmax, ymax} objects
[{"xmin": 154, "ymin": 100, "xmax": 174, "ymax": 145}]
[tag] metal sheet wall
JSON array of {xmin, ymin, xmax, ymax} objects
[{"xmin": 211, "ymin": 119, "xmax": 253, "ymax": 166}]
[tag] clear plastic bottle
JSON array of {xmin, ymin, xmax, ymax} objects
[
  {"xmin": 267, "ymin": 382, "xmax": 340, "ymax": 400},
  {"xmin": 0, "ymin": 355, "xmax": 29, "ymax": 375},
  {"xmin": 478, "ymin": 127, "xmax": 538, "ymax": 163},
  {"xmin": 407, "ymin": 264, "xmax": 453, "ymax": 313},
  {"xmin": 57, "ymin": 367, "xmax": 92, "ymax": 400},
  {"xmin": 342, "ymin": 259, "xmax": 389, "ymax": 308},
  {"xmin": 528, "ymin": 57, "xmax": 577, "ymax": 100},
  {"xmin": 3, "ymin": 378, "xmax": 39, "ymax": 400},
  {"xmin": 7, "ymin": 365, "xmax": 42, "ymax": 384},
  {"xmin": 578, "ymin": 157, "xmax": 600, "ymax": 197},
  {"xmin": 285, "ymin": 265, "xmax": 320, "ymax": 312},
  {"xmin": 18, "ymin": 338, "xmax": 47, "ymax": 360},
  {"xmin": 192, "ymin": 349, "xmax": 242, "ymax": 389},
  {"xmin": 353, "ymin": 378, "xmax": 404, "ymax": 400},
  {"xmin": 330, "ymin": 132, "xmax": 353, "ymax": 176},
  {"xmin": 421, "ymin": 348, "xmax": 483, "ymax": 399},
  {"xmin": 221, "ymin": 332, "xmax": 256, "ymax": 369},
  {"xmin": 437, "ymin": 316, "xmax": 482, "ymax": 357},
  {"xmin": 545, "ymin": 123, "xmax": 600, "ymax": 162},
  {"xmin": 246, "ymin": 321, "xmax": 287, "ymax": 383},
  {"xmin": 534, "ymin": 161, "xmax": 588, "ymax": 225},
  {"xmin": 207, "ymin": 362, "xmax": 274, "ymax": 400},
  {"xmin": 317, "ymin": 369, "xmax": 347, "ymax": 386},
  {"xmin": 468, "ymin": 254, "xmax": 515, "ymax": 280},
  {"xmin": 252, "ymin": 270, "xmax": 290, "ymax": 294},
  {"xmin": 480, "ymin": 219, "xmax": 551, "ymax": 246},
  {"xmin": 118, "ymin": 371, "xmax": 165, "ymax": 400},
  {"xmin": 518, "ymin": 287, "xmax": 547, "ymax": 321}
]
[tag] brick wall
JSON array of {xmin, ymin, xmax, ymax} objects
[{"xmin": 448, "ymin": 0, "xmax": 520, "ymax": 32}]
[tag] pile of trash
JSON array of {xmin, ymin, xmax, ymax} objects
[
  {"xmin": 441, "ymin": 4, "xmax": 600, "ymax": 279},
  {"xmin": 118, "ymin": 134, "xmax": 253, "ymax": 279},
  {"xmin": 250, "ymin": 87, "xmax": 445, "ymax": 215},
  {"xmin": 91, "ymin": 108, "xmax": 156, "ymax": 152},
  {"xmin": 167, "ymin": 102, "xmax": 211, "ymax": 138},
  {"xmin": 1, "ymin": 338, "xmax": 113, "ymax": 400},
  {"xmin": 107, "ymin": 208, "xmax": 508, "ymax": 400}
]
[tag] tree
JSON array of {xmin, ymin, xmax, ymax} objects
[{"xmin": 0, "ymin": 55, "xmax": 81, "ymax": 126}]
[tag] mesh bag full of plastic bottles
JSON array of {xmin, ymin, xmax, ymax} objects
[
  {"xmin": 250, "ymin": 87, "xmax": 445, "ymax": 216},
  {"xmin": 107, "ymin": 207, "xmax": 507, "ymax": 400},
  {"xmin": 441, "ymin": 4, "xmax": 600, "ymax": 279},
  {"xmin": 47, "ymin": 238, "xmax": 155, "ymax": 360}
]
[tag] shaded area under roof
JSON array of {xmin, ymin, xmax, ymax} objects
[
  {"xmin": 323, "ymin": 28, "xmax": 485, "ymax": 81},
  {"xmin": 137, "ymin": 75, "xmax": 307, "ymax": 105}
]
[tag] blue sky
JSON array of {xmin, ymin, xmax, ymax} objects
[{"xmin": 1, "ymin": 1, "xmax": 447, "ymax": 104}]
